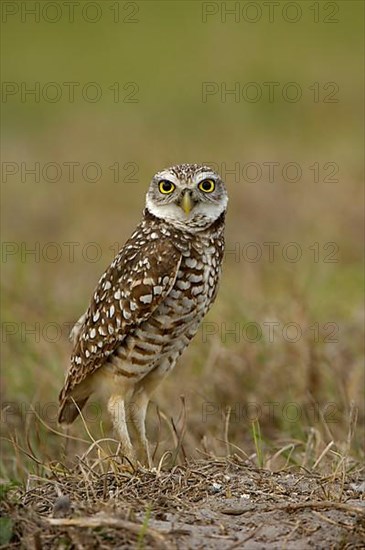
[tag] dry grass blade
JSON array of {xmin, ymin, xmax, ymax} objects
[
  {"xmin": 2, "ymin": 456, "xmax": 364, "ymax": 548},
  {"xmin": 170, "ymin": 396, "xmax": 187, "ymax": 465},
  {"xmin": 266, "ymin": 443, "xmax": 296, "ymax": 471},
  {"xmin": 214, "ymin": 439, "xmax": 250, "ymax": 461},
  {"xmin": 281, "ymin": 501, "xmax": 365, "ymax": 516},
  {"xmin": 224, "ymin": 405, "xmax": 232, "ymax": 456},
  {"xmin": 312, "ymin": 441, "xmax": 335, "ymax": 470},
  {"xmin": 32, "ymin": 403, "xmax": 91, "ymax": 445},
  {"xmin": 311, "ymin": 510, "xmax": 356, "ymax": 530},
  {"xmin": 47, "ymin": 513, "xmax": 168, "ymax": 546},
  {"xmin": 2, "ymin": 436, "xmax": 43, "ymax": 466}
]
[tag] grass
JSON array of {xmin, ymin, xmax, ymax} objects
[
  {"xmin": 1, "ymin": 451, "xmax": 364, "ymax": 547},
  {"xmin": 0, "ymin": 1, "xmax": 364, "ymax": 546},
  {"xmin": 137, "ymin": 504, "xmax": 152, "ymax": 550},
  {"xmin": 250, "ymin": 420, "xmax": 264, "ymax": 468}
]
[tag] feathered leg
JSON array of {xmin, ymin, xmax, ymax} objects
[
  {"xmin": 128, "ymin": 360, "xmax": 174, "ymax": 467},
  {"xmin": 128, "ymin": 390, "xmax": 151, "ymax": 467},
  {"xmin": 107, "ymin": 395, "xmax": 135, "ymax": 462}
]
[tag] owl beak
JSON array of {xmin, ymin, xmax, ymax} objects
[{"xmin": 181, "ymin": 191, "xmax": 193, "ymax": 215}]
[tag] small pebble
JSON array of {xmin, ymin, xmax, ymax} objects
[
  {"xmin": 52, "ymin": 495, "xmax": 71, "ymax": 518},
  {"xmin": 350, "ymin": 481, "xmax": 365, "ymax": 493}
]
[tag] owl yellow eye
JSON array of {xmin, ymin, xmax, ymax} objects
[
  {"xmin": 199, "ymin": 179, "xmax": 215, "ymax": 193},
  {"xmin": 159, "ymin": 180, "xmax": 175, "ymax": 194}
]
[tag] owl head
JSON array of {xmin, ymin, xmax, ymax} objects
[{"xmin": 145, "ymin": 163, "xmax": 228, "ymax": 231}]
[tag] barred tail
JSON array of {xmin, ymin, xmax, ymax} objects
[{"xmin": 58, "ymin": 395, "xmax": 89, "ymax": 424}]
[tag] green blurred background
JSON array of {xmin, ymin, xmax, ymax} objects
[{"xmin": 1, "ymin": 1, "xmax": 364, "ymax": 474}]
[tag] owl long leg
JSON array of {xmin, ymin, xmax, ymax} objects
[
  {"xmin": 128, "ymin": 390, "xmax": 151, "ymax": 467},
  {"xmin": 107, "ymin": 395, "xmax": 135, "ymax": 462},
  {"xmin": 129, "ymin": 359, "xmax": 175, "ymax": 467}
]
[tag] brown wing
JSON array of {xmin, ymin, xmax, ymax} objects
[{"xmin": 58, "ymin": 228, "xmax": 182, "ymax": 420}]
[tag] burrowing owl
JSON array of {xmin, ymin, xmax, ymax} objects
[{"xmin": 58, "ymin": 164, "xmax": 228, "ymax": 465}]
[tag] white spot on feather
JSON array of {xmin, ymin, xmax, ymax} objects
[
  {"xmin": 186, "ymin": 257, "xmax": 197, "ymax": 268},
  {"xmin": 177, "ymin": 280, "xmax": 191, "ymax": 290}
]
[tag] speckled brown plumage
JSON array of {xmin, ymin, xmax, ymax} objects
[{"xmin": 58, "ymin": 163, "xmax": 228, "ymax": 465}]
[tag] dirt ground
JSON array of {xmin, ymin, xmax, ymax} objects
[{"xmin": 1, "ymin": 456, "xmax": 364, "ymax": 549}]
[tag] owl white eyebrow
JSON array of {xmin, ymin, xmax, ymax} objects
[
  {"xmin": 195, "ymin": 172, "xmax": 217, "ymax": 183},
  {"xmin": 156, "ymin": 171, "xmax": 180, "ymax": 185}
]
